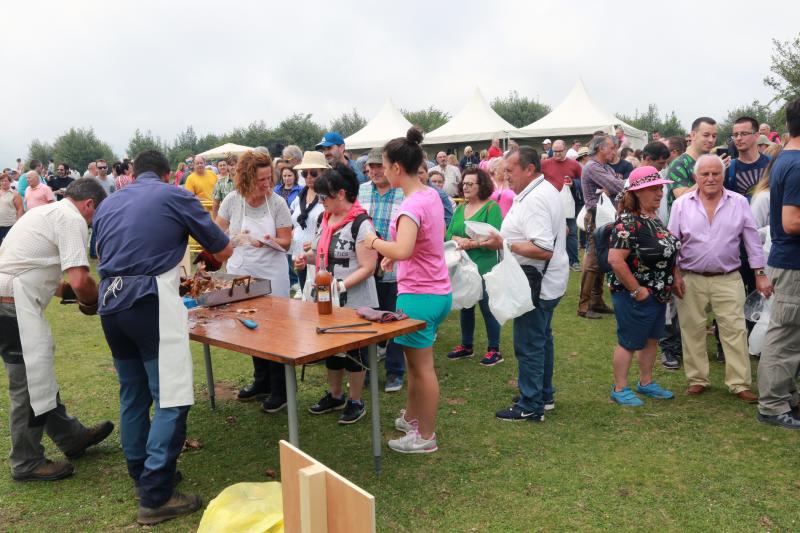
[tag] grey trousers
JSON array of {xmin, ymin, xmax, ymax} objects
[
  {"xmin": 757, "ymin": 267, "xmax": 800, "ymax": 416},
  {"xmin": 0, "ymin": 303, "xmax": 87, "ymax": 475}
]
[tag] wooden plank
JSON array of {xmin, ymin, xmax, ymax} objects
[
  {"xmin": 280, "ymin": 441, "xmax": 375, "ymax": 533},
  {"xmin": 189, "ymin": 295, "xmax": 425, "ymax": 365},
  {"xmin": 299, "ymin": 465, "xmax": 327, "ymax": 533}
]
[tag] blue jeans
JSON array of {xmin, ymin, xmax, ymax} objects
[
  {"xmin": 513, "ymin": 297, "xmax": 562, "ymax": 414},
  {"xmin": 459, "ymin": 281, "xmax": 501, "ymax": 349},
  {"xmin": 376, "ymin": 281, "xmax": 404, "ymax": 378},
  {"xmin": 101, "ymin": 297, "xmax": 189, "ymax": 509},
  {"xmin": 566, "ymin": 218, "xmax": 579, "ymax": 266},
  {"xmin": 287, "ymin": 255, "xmax": 298, "ymax": 286}
]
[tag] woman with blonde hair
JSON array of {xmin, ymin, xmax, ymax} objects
[
  {"xmin": 488, "ymin": 157, "xmax": 515, "ymax": 216},
  {"xmin": 216, "ymin": 150, "xmax": 294, "ymax": 411},
  {"xmin": 750, "ymin": 145, "xmax": 783, "ymax": 231}
]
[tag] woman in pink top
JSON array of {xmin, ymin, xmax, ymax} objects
[
  {"xmin": 364, "ymin": 127, "xmax": 452, "ymax": 454},
  {"xmin": 488, "ymin": 157, "xmax": 515, "ymax": 216},
  {"xmin": 24, "ymin": 171, "xmax": 55, "ymax": 210}
]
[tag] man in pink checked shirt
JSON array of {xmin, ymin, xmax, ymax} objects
[{"xmin": 668, "ymin": 154, "xmax": 773, "ymax": 403}]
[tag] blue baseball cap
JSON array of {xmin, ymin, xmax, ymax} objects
[{"xmin": 315, "ymin": 132, "xmax": 345, "ymax": 148}]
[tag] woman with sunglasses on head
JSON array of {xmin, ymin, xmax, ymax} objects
[
  {"xmin": 290, "ymin": 152, "xmax": 329, "ymax": 294},
  {"xmin": 294, "ymin": 163, "xmax": 379, "ymax": 425},
  {"xmin": 362, "ymin": 127, "xmax": 452, "ymax": 454},
  {"xmin": 216, "ymin": 150, "xmax": 293, "ymax": 413}
]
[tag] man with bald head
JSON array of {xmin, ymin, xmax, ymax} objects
[
  {"xmin": 183, "ymin": 156, "xmax": 216, "ymax": 201},
  {"xmin": 432, "ymin": 151, "xmax": 462, "ymax": 197},
  {"xmin": 668, "ymin": 154, "xmax": 771, "ymax": 402},
  {"xmin": 542, "ymin": 140, "xmax": 583, "ymax": 270}
]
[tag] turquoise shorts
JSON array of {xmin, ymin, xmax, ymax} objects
[{"xmin": 394, "ymin": 293, "xmax": 452, "ymax": 348}]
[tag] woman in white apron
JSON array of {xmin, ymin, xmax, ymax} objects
[{"xmin": 216, "ymin": 150, "xmax": 293, "ymax": 412}]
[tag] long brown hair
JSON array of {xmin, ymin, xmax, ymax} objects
[
  {"xmin": 753, "ymin": 145, "xmax": 782, "ymax": 197},
  {"xmin": 235, "ymin": 150, "xmax": 272, "ymax": 198}
]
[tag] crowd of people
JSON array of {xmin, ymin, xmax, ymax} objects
[{"xmin": 1, "ymin": 99, "xmax": 799, "ymax": 524}]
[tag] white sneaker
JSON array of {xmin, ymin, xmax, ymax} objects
[
  {"xmin": 388, "ymin": 429, "xmax": 437, "ymax": 454},
  {"xmin": 544, "ymin": 402, "xmax": 555, "ymax": 411},
  {"xmin": 292, "ymin": 290, "xmax": 303, "ymax": 300},
  {"xmin": 290, "ymin": 283, "xmax": 300, "ymax": 292},
  {"xmin": 394, "ymin": 409, "xmax": 417, "ymax": 433}
]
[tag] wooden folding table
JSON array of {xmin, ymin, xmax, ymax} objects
[{"xmin": 188, "ymin": 296, "xmax": 424, "ymax": 473}]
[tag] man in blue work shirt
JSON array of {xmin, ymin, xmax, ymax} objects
[
  {"xmin": 93, "ymin": 150, "xmax": 232, "ymax": 526},
  {"xmin": 316, "ymin": 131, "xmax": 368, "ymax": 184}
]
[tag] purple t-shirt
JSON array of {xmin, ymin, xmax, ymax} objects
[{"xmin": 390, "ymin": 187, "xmax": 451, "ymax": 295}]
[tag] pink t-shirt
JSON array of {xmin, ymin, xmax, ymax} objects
[
  {"xmin": 25, "ymin": 184, "xmax": 55, "ymax": 210},
  {"xmin": 490, "ymin": 187, "xmax": 516, "ymax": 217},
  {"xmin": 390, "ymin": 186, "xmax": 451, "ymax": 295}
]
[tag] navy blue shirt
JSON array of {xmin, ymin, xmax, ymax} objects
[
  {"xmin": 94, "ymin": 171, "xmax": 229, "ymax": 314},
  {"xmin": 610, "ymin": 159, "xmax": 634, "ymax": 181},
  {"xmin": 726, "ymin": 154, "xmax": 770, "ymax": 199},
  {"xmin": 768, "ymin": 150, "xmax": 800, "ymax": 270}
]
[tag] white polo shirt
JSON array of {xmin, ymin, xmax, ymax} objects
[
  {"xmin": 0, "ymin": 200, "xmax": 89, "ymax": 296},
  {"xmin": 500, "ymin": 175, "xmax": 569, "ymax": 301}
]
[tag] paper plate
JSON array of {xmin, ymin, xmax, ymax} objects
[{"xmin": 465, "ymin": 221, "xmax": 500, "ymax": 241}]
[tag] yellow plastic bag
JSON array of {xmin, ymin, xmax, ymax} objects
[{"xmin": 198, "ymin": 482, "xmax": 284, "ymax": 533}]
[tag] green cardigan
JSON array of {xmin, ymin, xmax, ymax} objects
[{"xmin": 445, "ymin": 200, "xmax": 503, "ymax": 275}]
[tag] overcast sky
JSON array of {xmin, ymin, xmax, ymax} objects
[{"xmin": 3, "ymin": 0, "xmax": 798, "ymax": 167}]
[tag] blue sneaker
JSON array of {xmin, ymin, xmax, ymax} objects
[
  {"xmin": 610, "ymin": 386, "xmax": 643, "ymax": 406},
  {"xmin": 636, "ymin": 381, "xmax": 674, "ymax": 400}
]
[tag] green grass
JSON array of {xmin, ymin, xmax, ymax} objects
[{"xmin": 1, "ymin": 272, "xmax": 798, "ymax": 532}]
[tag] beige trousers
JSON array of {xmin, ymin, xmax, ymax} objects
[{"xmin": 675, "ymin": 271, "xmax": 750, "ymax": 393}]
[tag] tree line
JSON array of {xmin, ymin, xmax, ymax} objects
[{"xmin": 25, "ymin": 34, "xmax": 800, "ymax": 172}]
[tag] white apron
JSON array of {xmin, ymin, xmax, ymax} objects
[
  {"xmin": 226, "ymin": 195, "xmax": 290, "ymax": 297},
  {"xmin": 12, "ymin": 264, "xmax": 62, "ymax": 416},
  {"xmin": 101, "ymin": 262, "xmax": 195, "ymax": 408},
  {"xmin": 155, "ymin": 263, "xmax": 195, "ymax": 408}
]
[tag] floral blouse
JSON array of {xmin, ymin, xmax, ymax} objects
[{"xmin": 608, "ymin": 212, "xmax": 681, "ymax": 303}]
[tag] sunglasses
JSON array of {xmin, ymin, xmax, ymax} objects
[
  {"xmin": 304, "ymin": 170, "xmax": 319, "ymax": 178},
  {"xmin": 97, "ymin": 166, "xmax": 107, "ymax": 170},
  {"xmin": 317, "ymin": 193, "xmax": 329, "ymax": 202}
]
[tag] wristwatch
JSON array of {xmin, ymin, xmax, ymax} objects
[
  {"xmin": 755, "ymin": 269, "xmax": 766, "ymax": 277},
  {"xmin": 630, "ymin": 286, "xmax": 642, "ymax": 299}
]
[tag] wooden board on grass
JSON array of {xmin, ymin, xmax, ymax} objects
[{"xmin": 279, "ymin": 440, "xmax": 375, "ymax": 533}]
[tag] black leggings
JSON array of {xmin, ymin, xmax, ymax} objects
[{"xmin": 325, "ymin": 347, "xmax": 368, "ymax": 372}]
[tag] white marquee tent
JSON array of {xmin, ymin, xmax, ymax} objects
[
  {"xmin": 196, "ymin": 142, "xmax": 253, "ymax": 159},
  {"xmin": 344, "ymin": 99, "xmax": 413, "ymax": 150},
  {"xmin": 519, "ymin": 80, "xmax": 648, "ymax": 149},
  {"xmin": 423, "ymin": 88, "xmax": 526, "ymax": 145}
]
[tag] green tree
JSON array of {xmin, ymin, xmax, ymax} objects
[
  {"xmin": 127, "ymin": 129, "xmax": 164, "ymax": 159},
  {"xmin": 27, "ymin": 139, "xmax": 55, "ymax": 167},
  {"xmin": 717, "ymin": 100, "xmax": 776, "ymax": 142},
  {"xmin": 616, "ymin": 104, "xmax": 686, "ymax": 138},
  {"xmin": 52, "ymin": 127, "xmax": 115, "ymax": 172},
  {"xmin": 168, "ymin": 126, "xmax": 200, "ymax": 166},
  {"xmin": 401, "ymin": 107, "xmax": 450, "ymax": 134},
  {"xmin": 764, "ymin": 34, "xmax": 800, "ymax": 104},
  {"xmin": 272, "ymin": 113, "xmax": 324, "ymax": 151},
  {"xmin": 491, "ymin": 91, "xmax": 550, "ymax": 128},
  {"xmin": 223, "ymin": 120, "xmax": 275, "ymax": 148},
  {"xmin": 196, "ymin": 133, "xmax": 221, "ymax": 155},
  {"xmin": 329, "ymin": 108, "xmax": 367, "ymax": 138}
]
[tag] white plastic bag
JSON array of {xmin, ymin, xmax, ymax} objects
[
  {"xmin": 595, "ymin": 193, "xmax": 617, "ymax": 228},
  {"xmin": 560, "ymin": 185, "xmax": 576, "ymax": 219},
  {"xmin": 483, "ymin": 241, "xmax": 535, "ymax": 325},
  {"xmin": 576, "ymin": 205, "xmax": 587, "ymax": 231},
  {"xmin": 449, "ymin": 248, "xmax": 483, "ymax": 311}
]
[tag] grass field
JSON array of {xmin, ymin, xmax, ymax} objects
[{"xmin": 0, "ymin": 271, "xmax": 798, "ymax": 532}]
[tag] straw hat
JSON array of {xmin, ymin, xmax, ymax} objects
[{"xmin": 294, "ymin": 151, "xmax": 331, "ymax": 170}]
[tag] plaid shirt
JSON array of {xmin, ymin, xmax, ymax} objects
[
  {"xmin": 212, "ymin": 175, "xmax": 236, "ymax": 202},
  {"xmin": 358, "ymin": 181, "xmax": 404, "ymax": 282}
]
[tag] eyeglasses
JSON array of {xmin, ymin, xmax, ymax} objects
[
  {"xmin": 462, "ymin": 182, "xmax": 477, "ymax": 188},
  {"xmin": 317, "ymin": 193, "xmax": 329, "ymax": 201},
  {"xmin": 731, "ymin": 132, "xmax": 755, "ymax": 139}
]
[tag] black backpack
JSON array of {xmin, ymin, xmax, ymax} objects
[{"xmin": 594, "ymin": 222, "xmax": 615, "ymax": 273}]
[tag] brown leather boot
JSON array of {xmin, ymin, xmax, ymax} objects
[
  {"xmin": 63, "ymin": 421, "xmax": 115, "ymax": 459},
  {"xmin": 12, "ymin": 459, "xmax": 74, "ymax": 481},
  {"xmin": 136, "ymin": 491, "xmax": 203, "ymax": 525}
]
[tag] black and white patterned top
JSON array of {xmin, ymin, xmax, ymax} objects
[{"xmin": 608, "ymin": 211, "xmax": 681, "ymax": 304}]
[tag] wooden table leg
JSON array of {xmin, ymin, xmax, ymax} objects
[
  {"xmin": 203, "ymin": 344, "xmax": 216, "ymax": 410},
  {"xmin": 285, "ymin": 364, "xmax": 299, "ymax": 446},
  {"xmin": 368, "ymin": 343, "xmax": 382, "ymax": 475}
]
